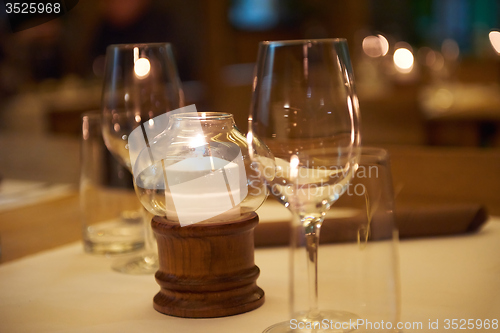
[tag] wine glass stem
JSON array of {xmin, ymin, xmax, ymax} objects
[{"xmin": 304, "ymin": 217, "xmax": 323, "ymax": 319}]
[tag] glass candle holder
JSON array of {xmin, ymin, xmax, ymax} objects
[
  {"xmin": 134, "ymin": 112, "xmax": 272, "ymax": 225},
  {"xmin": 80, "ymin": 112, "xmax": 144, "ymax": 256},
  {"xmin": 132, "ymin": 111, "xmax": 274, "ymax": 318}
]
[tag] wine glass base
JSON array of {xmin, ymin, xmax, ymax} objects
[
  {"xmin": 111, "ymin": 252, "xmax": 159, "ymax": 275},
  {"xmin": 263, "ymin": 310, "xmax": 359, "ymax": 333}
]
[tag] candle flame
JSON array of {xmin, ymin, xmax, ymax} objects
[
  {"xmin": 189, "ymin": 134, "xmax": 207, "ymax": 148},
  {"xmin": 134, "ymin": 58, "xmax": 151, "ymax": 78}
]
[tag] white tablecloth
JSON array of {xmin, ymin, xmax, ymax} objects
[{"xmin": 0, "ymin": 218, "xmax": 499, "ymax": 333}]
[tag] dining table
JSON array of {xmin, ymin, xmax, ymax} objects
[{"xmin": 0, "ymin": 181, "xmax": 499, "ymax": 333}]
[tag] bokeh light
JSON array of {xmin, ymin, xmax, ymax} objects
[
  {"xmin": 362, "ymin": 34, "xmax": 389, "ymax": 57},
  {"xmin": 393, "ymin": 48, "xmax": 414, "ymax": 73},
  {"xmin": 134, "ymin": 58, "xmax": 151, "ymax": 78},
  {"xmin": 489, "ymin": 30, "xmax": 500, "ymax": 54}
]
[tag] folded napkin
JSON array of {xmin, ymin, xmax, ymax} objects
[
  {"xmin": 395, "ymin": 203, "xmax": 488, "ymax": 238},
  {"xmin": 254, "ymin": 203, "xmax": 488, "ymax": 247}
]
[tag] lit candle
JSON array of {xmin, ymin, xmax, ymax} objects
[{"xmin": 163, "ymin": 154, "xmax": 247, "ymax": 226}]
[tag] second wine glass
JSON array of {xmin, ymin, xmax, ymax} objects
[
  {"xmin": 248, "ymin": 39, "xmax": 361, "ymax": 332},
  {"xmin": 101, "ymin": 43, "xmax": 184, "ymax": 274}
]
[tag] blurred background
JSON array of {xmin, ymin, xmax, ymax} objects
[{"xmin": 0, "ymin": 0, "xmax": 499, "ymax": 213}]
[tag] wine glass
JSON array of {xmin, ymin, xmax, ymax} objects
[
  {"xmin": 248, "ymin": 39, "xmax": 361, "ymax": 332},
  {"xmin": 101, "ymin": 43, "xmax": 184, "ymax": 274}
]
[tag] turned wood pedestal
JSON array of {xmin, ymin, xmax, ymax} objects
[{"xmin": 151, "ymin": 212, "xmax": 265, "ymax": 318}]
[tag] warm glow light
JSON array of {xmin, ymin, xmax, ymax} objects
[
  {"xmin": 393, "ymin": 48, "xmax": 414, "ymax": 73},
  {"xmin": 82, "ymin": 120, "xmax": 89, "ymax": 140},
  {"xmin": 148, "ymin": 119, "xmax": 154, "ymax": 126},
  {"xmin": 134, "ymin": 47, "xmax": 139, "ymax": 62},
  {"xmin": 134, "ymin": 58, "xmax": 151, "ymax": 78},
  {"xmin": 434, "ymin": 88, "xmax": 453, "ymax": 110},
  {"xmin": 489, "ymin": 31, "xmax": 500, "ymax": 54},
  {"xmin": 246, "ymin": 130, "xmax": 253, "ymax": 147},
  {"xmin": 189, "ymin": 134, "xmax": 207, "ymax": 148},
  {"xmin": 347, "ymin": 95, "xmax": 353, "ymax": 116},
  {"xmin": 362, "ymin": 35, "xmax": 389, "ymax": 57},
  {"xmin": 135, "ymin": 114, "xmax": 141, "ymax": 122},
  {"xmin": 290, "ymin": 155, "xmax": 299, "ymax": 180}
]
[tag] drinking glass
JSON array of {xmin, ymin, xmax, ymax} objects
[
  {"xmin": 290, "ymin": 147, "xmax": 400, "ymax": 333},
  {"xmin": 248, "ymin": 39, "xmax": 361, "ymax": 332},
  {"xmin": 101, "ymin": 43, "xmax": 184, "ymax": 274},
  {"xmin": 80, "ymin": 112, "xmax": 144, "ymax": 255}
]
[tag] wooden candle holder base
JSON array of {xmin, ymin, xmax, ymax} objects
[{"xmin": 151, "ymin": 212, "xmax": 265, "ymax": 318}]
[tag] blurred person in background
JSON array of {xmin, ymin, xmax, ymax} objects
[
  {"xmin": 88, "ymin": 0, "xmax": 194, "ymax": 81},
  {"xmin": 0, "ymin": 16, "xmax": 65, "ymax": 92},
  {"xmin": 0, "ymin": 0, "xmax": 199, "ymax": 135}
]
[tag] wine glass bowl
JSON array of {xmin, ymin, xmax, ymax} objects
[
  {"xmin": 249, "ymin": 39, "xmax": 361, "ymax": 332},
  {"xmin": 251, "ymin": 39, "xmax": 360, "ymax": 218},
  {"xmin": 102, "ymin": 43, "xmax": 184, "ymax": 170}
]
